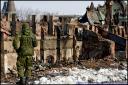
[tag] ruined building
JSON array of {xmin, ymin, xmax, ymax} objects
[
  {"xmin": 79, "ymin": 0, "xmax": 127, "ymax": 51},
  {"xmin": 0, "ymin": 0, "xmax": 127, "ymax": 75}
]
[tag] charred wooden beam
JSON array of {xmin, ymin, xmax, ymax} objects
[
  {"xmin": 32, "ymin": 15, "xmax": 36, "ymax": 34},
  {"xmin": 11, "ymin": 13, "xmax": 16, "ymax": 36},
  {"xmin": 48, "ymin": 15, "xmax": 53, "ymax": 35},
  {"xmin": 56, "ymin": 26, "xmax": 61, "ymax": 63},
  {"xmin": 40, "ymin": 25, "xmax": 45, "ymax": 62}
]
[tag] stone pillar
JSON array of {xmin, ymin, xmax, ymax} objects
[
  {"xmin": 32, "ymin": 15, "xmax": 36, "ymax": 34},
  {"xmin": 11, "ymin": 13, "xmax": 16, "ymax": 36},
  {"xmin": 110, "ymin": 40, "xmax": 115, "ymax": 58},
  {"xmin": 105, "ymin": 39, "xmax": 115, "ymax": 58}
]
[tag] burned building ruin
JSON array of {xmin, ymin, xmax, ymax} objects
[{"xmin": 0, "ymin": 0, "xmax": 127, "ymax": 74}]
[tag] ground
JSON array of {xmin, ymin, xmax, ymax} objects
[{"xmin": 1, "ymin": 59, "xmax": 127, "ymax": 84}]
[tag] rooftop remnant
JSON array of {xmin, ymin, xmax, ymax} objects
[{"xmin": 79, "ymin": 0, "xmax": 127, "ymax": 28}]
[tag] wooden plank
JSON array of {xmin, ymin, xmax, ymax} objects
[{"xmin": 32, "ymin": 15, "xmax": 36, "ymax": 34}]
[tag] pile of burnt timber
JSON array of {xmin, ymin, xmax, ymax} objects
[{"xmin": 79, "ymin": 29, "xmax": 114, "ymax": 60}]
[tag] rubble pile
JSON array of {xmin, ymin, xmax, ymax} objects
[{"xmin": 0, "ymin": 59, "xmax": 127, "ymax": 84}]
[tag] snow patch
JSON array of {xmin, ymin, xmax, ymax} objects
[{"xmin": 33, "ymin": 67, "xmax": 127, "ymax": 84}]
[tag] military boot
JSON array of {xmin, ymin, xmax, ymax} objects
[
  {"xmin": 19, "ymin": 77, "xmax": 26, "ymax": 85},
  {"xmin": 25, "ymin": 77, "xmax": 30, "ymax": 85}
]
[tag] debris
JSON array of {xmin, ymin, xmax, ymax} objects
[
  {"xmin": 33, "ymin": 67, "xmax": 127, "ymax": 84},
  {"xmin": 8, "ymin": 68, "xmax": 17, "ymax": 76}
]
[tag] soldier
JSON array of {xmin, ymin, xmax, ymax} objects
[{"xmin": 13, "ymin": 23, "xmax": 37, "ymax": 85}]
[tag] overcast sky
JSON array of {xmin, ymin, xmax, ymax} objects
[{"xmin": 1, "ymin": 1, "xmax": 105, "ymax": 15}]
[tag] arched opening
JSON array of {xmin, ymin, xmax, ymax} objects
[{"xmin": 46, "ymin": 55, "xmax": 54, "ymax": 64}]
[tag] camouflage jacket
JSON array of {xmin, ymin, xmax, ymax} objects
[{"xmin": 13, "ymin": 26, "xmax": 37, "ymax": 56}]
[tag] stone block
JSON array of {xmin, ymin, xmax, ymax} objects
[
  {"xmin": 75, "ymin": 41, "xmax": 82, "ymax": 57},
  {"xmin": 3, "ymin": 53, "xmax": 17, "ymax": 74},
  {"xmin": 42, "ymin": 37, "xmax": 57, "ymax": 50}
]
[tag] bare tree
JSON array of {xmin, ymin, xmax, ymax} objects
[
  {"xmin": 16, "ymin": 8, "xmax": 34, "ymax": 20},
  {"xmin": 16, "ymin": 7, "xmax": 60, "ymax": 21}
]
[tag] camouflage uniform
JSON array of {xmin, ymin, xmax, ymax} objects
[{"xmin": 13, "ymin": 23, "xmax": 37, "ymax": 84}]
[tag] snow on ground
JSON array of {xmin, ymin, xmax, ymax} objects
[{"xmin": 33, "ymin": 67, "xmax": 127, "ymax": 84}]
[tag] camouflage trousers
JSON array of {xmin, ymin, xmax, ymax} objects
[{"xmin": 16, "ymin": 56, "xmax": 32, "ymax": 77}]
